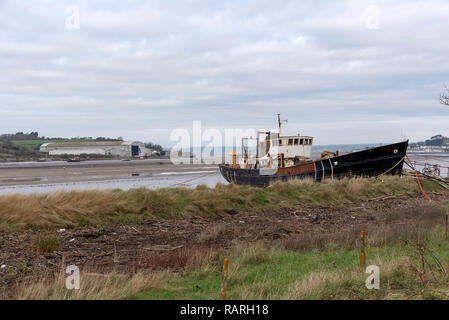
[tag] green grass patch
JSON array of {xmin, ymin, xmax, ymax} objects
[
  {"xmin": 130, "ymin": 231, "xmax": 449, "ymax": 300},
  {"xmin": 31, "ymin": 233, "xmax": 60, "ymax": 253}
]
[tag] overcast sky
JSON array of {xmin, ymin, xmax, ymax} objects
[{"xmin": 1, "ymin": 0, "xmax": 448, "ymax": 146}]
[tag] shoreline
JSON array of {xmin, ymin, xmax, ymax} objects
[
  {"xmin": 0, "ymin": 153, "xmax": 448, "ymax": 195},
  {"xmin": 0, "ymin": 159, "xmax": 220, "ymax": 194}
]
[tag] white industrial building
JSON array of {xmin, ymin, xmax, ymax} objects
[{"xmin": 40, "ymin": 141, "xmax": 151, "ymax": 157}]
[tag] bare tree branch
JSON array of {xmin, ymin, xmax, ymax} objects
[{"xmin": 440, "ymin": 83, "xmax": 449, "ymax": 106}]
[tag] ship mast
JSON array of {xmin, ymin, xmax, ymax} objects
[
  {"xmin": 276, "ymin": 114, "xmax": 288, "ymax": 169},
  {"xmin": 277, "ymin": 114, "xmax": 288, "ymax": 136}
]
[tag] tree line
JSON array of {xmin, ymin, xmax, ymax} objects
[{"xmin": 0, "ymin": 132, "xmax": 124, "ymax": 142}]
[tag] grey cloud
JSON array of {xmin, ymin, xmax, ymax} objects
[{"xmin": 0, "ymin": 0, "xmax": 448, "ymax": 145}]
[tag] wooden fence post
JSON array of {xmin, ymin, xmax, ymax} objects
[
  {"xmin": 445, "ymin": 213, "xmax": 448, "ymax": 241},
  {"xmin": 360, "ymin": 231, "xmax": 366, "ymax": 267},
  {"xmin": 220, "ymin": 258, "xmax": 229, "ymax": 300}
]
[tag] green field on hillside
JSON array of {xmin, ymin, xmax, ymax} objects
[{"xmin": 10, "ymin": 139, "xmax": 95, "ymax": 149}]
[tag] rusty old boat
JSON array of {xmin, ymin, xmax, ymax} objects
[{"xmin": 219, "ymin": 115, "xmax": 408, "ymax": 187}]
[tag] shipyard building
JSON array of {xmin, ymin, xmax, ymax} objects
[{"xmin": 40, "ymin": 141, "xmax": 151, "ymax": 157}]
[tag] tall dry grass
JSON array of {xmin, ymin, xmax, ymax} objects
[
  {"xmin": 11, "ymin": 270, "xmax": 168, "ymax": 300},
  {"xmin": 0, "ymin": 175, "xmax": 439, "ymax": 232}
]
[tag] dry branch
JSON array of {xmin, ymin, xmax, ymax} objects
[{"xmin": 440, "ymin": 83, "xmax": 449, "ymax": 106}]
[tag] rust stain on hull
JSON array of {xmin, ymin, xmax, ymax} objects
[{"xmin": 277, "ymin": 162, "xmax": 315, "ymax": 176}]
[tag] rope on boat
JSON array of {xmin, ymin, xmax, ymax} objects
[
  {"xmin": 405, "ymin": 154, "xmax": 441, "ymax": 205},
  {"xmin": 377, "ymin": 155, "xmax": 407, "ymax": 176}
]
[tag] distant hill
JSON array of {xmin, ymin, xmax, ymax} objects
[
  {"xmin": 0, "ymin": 132, "xmax": 123, "ymax": 161},
  {"xmin": 410, "ymin": 134, "xmax": 449, "ymax": 148},
  {"xmin": 0, "ymin": 131, "xmax": 166, "ymax": 161}
]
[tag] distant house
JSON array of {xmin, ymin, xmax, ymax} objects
[{"xmin": 40, "ymin": 141, "xmax": 151, "ymax": 157}]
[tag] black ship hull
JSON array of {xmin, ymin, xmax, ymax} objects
[{"xmin": 219, "ymin": 141, "xmax": 408, "ymax": 187}]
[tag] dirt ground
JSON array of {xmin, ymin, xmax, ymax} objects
[{"xmin": 0, "ymin": 191, "xmax": 448, "ymax": 293}]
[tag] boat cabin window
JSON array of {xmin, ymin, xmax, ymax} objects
[{"xmin": 275, "ymin": 138, "xmax": 311, "ymax": 146}]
